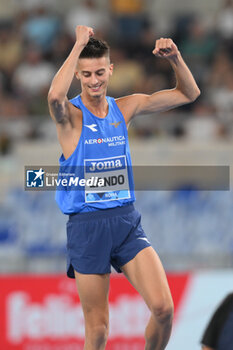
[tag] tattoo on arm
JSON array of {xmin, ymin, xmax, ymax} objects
[{"xmin": 50, "ymin": 99, "xmax": 69, "ymax": 125}]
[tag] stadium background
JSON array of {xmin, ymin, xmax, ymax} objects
[{"xmin": 0, "ymin": 0, "xmax": 233, "ymax": 349}]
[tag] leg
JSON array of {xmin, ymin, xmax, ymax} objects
[
  {"xmin": 75, "ymin": 271, "xmax": 110, "ymax": 350},
  {"xmin": 121, "ymin": 246, "xmax": 174, "ymax": 350}
]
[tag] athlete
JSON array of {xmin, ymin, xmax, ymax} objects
[
  {"xmin": 48, "ymin": 25, "xmax": 200, "ymax": 350},
  {"xmin": 201, "ymin": 293, "xmax": 233, "ymax": 350}
]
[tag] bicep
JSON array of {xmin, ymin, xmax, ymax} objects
[
  {"xmin": 135, "ymin": 88, "xmax": 191, "ymax": 116},
  {"xmin": 117, "ymin": 89, "xmax": 191, "ymax": 124}
]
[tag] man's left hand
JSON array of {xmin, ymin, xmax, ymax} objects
[{"xmin": 152, "ymin": 38, "xmax": 179, "ymax": 59}]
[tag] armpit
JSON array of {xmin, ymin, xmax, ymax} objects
[{"xmin": 50, "ymin": 99, "xmax": 70, "ymax": 125}]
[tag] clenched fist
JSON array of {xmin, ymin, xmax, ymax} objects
[
  {"xmin": 76, "ymin": 25, "xmax": 94, "ymax": 47},
  {"xmin": 152, "ymin": 38, "xmax": 179, "ymax": 59}
]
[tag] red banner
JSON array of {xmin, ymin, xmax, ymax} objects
[{"xmin": 0, "ymin": 274, "xmax": 190, "ymax": 350}]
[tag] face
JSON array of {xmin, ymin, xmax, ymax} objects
[{"xmin": 76, "ymin": 56, "xmax": 113, "ymax": 98}]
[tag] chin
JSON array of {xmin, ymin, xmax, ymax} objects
[
  {"xmin": 84, "ymin": 85, "xmax": 107, "ymax": 99},
  {"xmin": 89, "ymin": 92, "xmax": 102, "ymax": 98},
  {"xmin": 90, "ymin": 90, "xmax": 105, "ymax": 98}
]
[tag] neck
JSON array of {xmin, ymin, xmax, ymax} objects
[{"xmin": 81, "ymin": 92, "xmax": 108, "ymax": 118}]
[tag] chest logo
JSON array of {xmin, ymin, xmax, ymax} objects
[
  {"xmin": 84, "ymin": 124, "xmax": 98, "ymax": 132},
  {"xmin": 110, "ymin": 121, "xmax": 122, "ymax": 128}
]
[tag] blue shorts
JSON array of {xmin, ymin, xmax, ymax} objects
[{"xmin": 66, "ymin": 204, "xmax": 151, "ymax": 278}]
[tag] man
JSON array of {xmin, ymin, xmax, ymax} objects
[
  {"xmin": 201, "ymin": 293, "xmax": 233, "ymax": 350},
  {"xmin": 48, "ymin": 25, "xmax": 200, "ymax": 350}
]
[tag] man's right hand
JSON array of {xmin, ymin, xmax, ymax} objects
[{"xmin": 76, "ymin": 25, "xmax": 94, "ymax": 47}]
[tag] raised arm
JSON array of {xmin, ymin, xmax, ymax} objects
[
  {"xmin": 116, "ymin": 38, "xmax": 200, "ymax": 124},
  {"xmin": 47, "ymin": 25, "xmax": 94, "ymax": 126}
]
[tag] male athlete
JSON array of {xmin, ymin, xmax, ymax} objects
[{"xmin": 48, "ymin": 25, "xmax": 200, "ymax": 350}]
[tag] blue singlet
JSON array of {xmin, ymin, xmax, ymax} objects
[{"xmin": 55, "ymin": 95, "xmax": 135, "ymax": 214}]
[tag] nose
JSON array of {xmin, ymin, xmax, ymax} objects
[{"xmin": 90, "ymin": 74, "xmax": 98, "ymax": 85}]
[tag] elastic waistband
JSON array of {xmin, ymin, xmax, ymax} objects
[{"xmin": 69, "ymin": 203, "xmax": 135, "ymax": 222}]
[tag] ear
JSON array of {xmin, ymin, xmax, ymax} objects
[
  {"xmin": 75, "ymin": 70, "xmax": 80, "ymax": 80},
  {"xmin": 109, "ymin": 63, "xmax": 114, "ymax": 76}
]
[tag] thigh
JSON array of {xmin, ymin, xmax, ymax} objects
[
  {"xmin": 121, "ymin": 246, "xmax": 173, "ymax": 309},
  {"xmin": 75, "ymin": 271, "xmax": 110, "ymax": 325}
]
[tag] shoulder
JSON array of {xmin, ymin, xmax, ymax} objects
[
  {"xmin": 65, "ymin": 94, "xmax": 82, "ymax": 125},
  {"xmin": 217, "ymin": 293, "xmax": 233, "ymax": 311},
  {"xmin": 69, "ymin": 94, "xmax": 81, "ymax": 110},
  {"xmin": 115, "ymin": 94, "xmax": 140, "ymax": 108},
  {"xmin": 56, "ymin": 100, "xmax": 82, "ymax": 150},
  {"xmin": 68, "ymin": 100, "xmax": 82, "ymax": 127},
  {"xmin": 114, "ymin": 94, "xmax": 147, "ymax": 125},
  {"xmin": 56, "ymin": 98, "xmax": 82, "ymax": 131}
]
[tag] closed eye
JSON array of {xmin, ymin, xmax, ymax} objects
[
  {"xmin": 81, "ymin": 68, "xmax": 106, "ymax": 78},
  {"xmin": 96, "ymin": 69, "xmax": 105, "ymax": 75}
]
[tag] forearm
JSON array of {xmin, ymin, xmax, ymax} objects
[
  {"xmin": 168, "ymin": 51, "xmax": 200, "ymax": 101},
  {"xmin": 48, "ymin": 41, "xmax": 84, "ymax": 101}
]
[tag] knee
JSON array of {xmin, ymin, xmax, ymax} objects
[
  {"xmin": 150, "ymin": 299, "xmax": 174, "ymax": 324},
  {"xmin": 86, "ymin": 323, "xmax": 109, "ymax": 348}
]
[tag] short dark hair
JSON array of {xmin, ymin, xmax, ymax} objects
[{"xmin": 79, "ymin": 37, "xmax": 110, "ymax": 59}]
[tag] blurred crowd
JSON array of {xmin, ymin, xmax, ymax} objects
[
  {"xmin": 1, "ymin": 0, "xmax": 233, "ymax": 270},
  {"xmin": 0, "ymin": 0, "xmax": 233, "ymax": 139}
]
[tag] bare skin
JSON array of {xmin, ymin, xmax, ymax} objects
[
  {"xmin": 202, "ymin": 347, "xmax": 214, "ymax": 350},
  {"xmin": 74, "ymin": 272, "xmax": 110, "ymax": 350},
  {"xmin": 48, "ymin": 25, "xmax": 200, "ymax": 350},
  {"xmin": 121, "ymin": 247, "xmax": 174, "ymax": 350},
  {"xmin": 74, "ymin": 247, "xmax": 174, "ymax": 350}
]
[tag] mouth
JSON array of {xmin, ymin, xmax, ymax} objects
[{"xmin": 89, "ymin": 83, "xmax": 103, "ymax": 92}]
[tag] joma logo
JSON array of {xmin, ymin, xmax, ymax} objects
[{"xmin": 89, "ymin": 159, "xmax": 123, "ymax": 171}]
